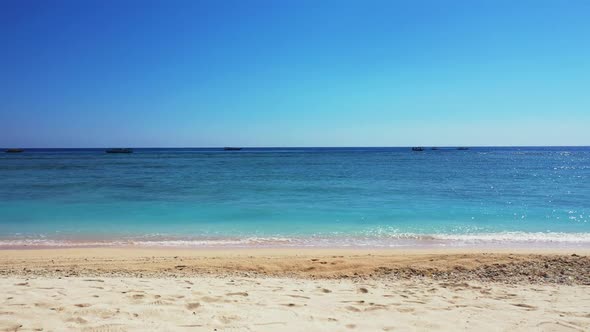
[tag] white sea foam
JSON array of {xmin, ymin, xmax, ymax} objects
[
  {"xmin": 430, "ymin": 232, "xmax": 590, "ymax": 243},
  {"xmin": 1, "ymin": 232, "xmax": 590, "ymax": 248}
]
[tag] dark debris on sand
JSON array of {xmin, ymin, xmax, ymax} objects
[
  {"xmin": 1, "ymin": 254, "xmax": 589, "ymax": 286},
  {"xmin": 373, "ymin": 255, "xmax": 590, "ymax": 285}
]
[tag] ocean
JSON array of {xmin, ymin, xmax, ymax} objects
[{"xmin": 1, "ymin": 147, "xmax": 589, "ymax": 248}]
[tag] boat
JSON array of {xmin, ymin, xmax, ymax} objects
[
  {"xmin": 105, "ymin": 148, "xmax": 133, "ymax": 154},
  {"xmin": 457, "ymin": 147, "xmax": 469, "ymax": 150},
  {"xmin": 411, "ymin": 147, "xmax": 424, "ymax": 151},
  {"xmin": 5, "ymin": 148, "xmax": 24, "ymax": 153},
  {"xmin": 223, "ymin": 147, "xmax": 242, "ymax": 151}
]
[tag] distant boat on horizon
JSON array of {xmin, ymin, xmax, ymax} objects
[
  {"xmin": 4, "ymin": 148, "xmax": 24, "ymax": 153},
  {"xmin": 223, "ymin": 147, "xmax": 242, "ymax": 151},
  {"xmin": 411, "ymin": 147, "xmax": 424, "ymax": 151},
  {"xmin": 105, "ymin": 148, "xmax": 133, "ymax": 154},
  {"xmin": 457, "ymin": 147, "xmax": 469, "ymax": 150}
]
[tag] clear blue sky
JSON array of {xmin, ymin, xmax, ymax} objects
[{"xmin": 1, "ymin": 0, "xmax": 589, "ymax": 147}]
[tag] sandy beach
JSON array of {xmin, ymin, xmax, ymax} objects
[
  {"xmin": 5, "ymin": 0, "xmax": 590, "ymax": 329},
  {"xmin": 0, "ymin": 248, "xmax": 589, "ymax": 331}
]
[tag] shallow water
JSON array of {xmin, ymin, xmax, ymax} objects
[{"xmin": 1, "ymin": 147, "xmax": 589, "ymax": 248}]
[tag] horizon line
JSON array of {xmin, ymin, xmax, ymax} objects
[{"xmin": 3, "ymin": 145, "xmax": 590, "ymax": 149}]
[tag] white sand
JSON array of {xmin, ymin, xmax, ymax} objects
[{"xmin": 1, "ymin": 276, "xmax": 589, "ymax": 332}]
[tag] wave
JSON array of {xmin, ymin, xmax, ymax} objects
[
  {"xmin": 1, "ymin": 232, "xmax": 590, "ymax": 248},
  {"xmin": 430, "ymin": 232, "xmax": 590, "ymax": 243}
]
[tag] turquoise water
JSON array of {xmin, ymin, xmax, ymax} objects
[{"xmin": 1, "ymin": 147, "xmax": 589, "ymax": 247}]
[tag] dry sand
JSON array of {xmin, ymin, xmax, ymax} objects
[{"xmin": 0, "ymin": 248, "xmax": 589, "ymax": 331}]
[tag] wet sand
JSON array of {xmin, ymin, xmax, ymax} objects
[{"xmin": 0, "ymin": 248, "xmax": 589, "ymax": 331}]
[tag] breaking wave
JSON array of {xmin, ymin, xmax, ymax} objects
[{"xmin": 1, "ymin": 232, "xmax": 590, "ymax": 249}]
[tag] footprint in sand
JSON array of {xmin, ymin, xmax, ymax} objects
[
  {"xmin": 253, "ymin": 322, "xmax": 287, "ymax": 327},
  {"xmin": 537, "ymin": 321, "xmax": 584, "ymax": 331},
  {"xmin": 0, "ymin": 322, "xmax": 23, "ymax": 331},
  {"xmin": 365, "ymin": 305, "xmax": 388, "ymax": 311},
  {"xmin": 201, "ymin": 296, "xmax": 227, "ymax": 303},
  {"xmin": 81, "ymin": 324, "xmax": 127, "ymax": 332},
  {"xmin": 186, "ymin": 302, "xmax": 201, "ymax": 310},
  {"xmin": 67, "ymin": 316, "xmax": 89, "ymax": 324},
  {"xmin": 216, "ymin": 315, "xmax": 240, "ymax": 324},
  {"xmin": 226, "ymin": 292, "xmax": 248, "ymax": 297},
  {"xmin": 287, "ymin": 295, "xmax": 310, "ymax": 299},
  {"xmin": 345, "ymin": 306, "xmax": 361, "ymax": 312},
  {"xmin": 511, "ymin": 303, "xmax": 537, "ymax": 310}
]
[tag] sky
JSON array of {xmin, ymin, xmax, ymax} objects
[{"xmin": 1, "ymin": 0, "xmax": 589, "ymax": 147}]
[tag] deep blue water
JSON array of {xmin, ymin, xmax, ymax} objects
[{"xmin": 1, "ymin": 147, "xmax": 589, "ymax": 247}]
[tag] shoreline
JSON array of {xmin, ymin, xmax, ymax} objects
[
  {"xmin": 2, "ymin": 231, "xmax": 590, "ymax": 250},
  {"xmin": 2, "ymin": 245, "xmax": 590, "ymax": 256},
  {"xmin": 2, "ymin": 246, "xmax": 590, "ymax": 254}
]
